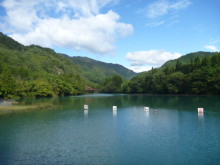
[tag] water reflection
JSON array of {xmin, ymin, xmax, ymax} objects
[
  {"xmin": 1, "ymin": 95, "xmax": 220, "ymax": 165},
  {"xmin": 144, "ymin": 111, "xmax": 149, "ymax": 118},
  {"xmin": 113, "ymin": 110, "xmax": 117, "ymax": 117},
  {"xmin": 198, "ymin": 112, "xmax": 204, "ymax": 121},
  {"xmin": 84, "ymin": 109, "xmax": 88, "ymax": 117},
  {"xmin": 34, "ymin": 95, "xmax": 220, "ymax": 113}
]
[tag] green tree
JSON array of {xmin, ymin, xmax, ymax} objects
[
  {"xmin": 166, "ymin": 72, "xmax": 187, "ymax": 94},
  {"xmin": 0, "ymin": 71, "xmax": 16, "ymax": 98},
  {"xmin": 32, "ymin": 79, "xmax": 54, "ymax": 97},
  {"xmin": 100, "ymin": 75, "xmax": 123, "ymax": 93}
]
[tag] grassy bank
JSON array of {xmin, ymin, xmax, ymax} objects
[{"xmin": 0, "ymin": 103, "xmax": 55, "ymax": 114}]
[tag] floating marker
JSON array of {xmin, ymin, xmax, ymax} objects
[
  {"xmin": 84, "ymin": 104, "xmax": 88, "ymax": 110},
  {"xmin": 113, "ymin": 106, "xmax": 117, "ymax": 111},
  {"xmin": 198, "ymin": 108, "xmax": 204, "ymax": 113},
  {"xmin": 144, "ymin": 107, "xmax": 149, "ymax": 111}
]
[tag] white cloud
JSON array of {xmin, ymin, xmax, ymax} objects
[
  {"xmin": 146, "ymin": 0, "xmax": 169, "ymax": 18},
  {"xmin": 145, "ymin": 20, "xmax": 165, "ymax": 27},
  {"xmin": 210, "ymin": 39, "xmax": 220, "ymax": 45},
  {"xmin": 126, "ymin": 50, "xmax": 182, "ymax": 66},
  {"xmin": 170, "ymin": 0, "xmax": 191, "ymax": 10},
  {"xmin": 0, "ymin": 0, "xmax": 132, "ymax": 55},
  {"xmin": 129, "ymin": 66, "xmax": 153, "ymax": 73},
  {"xmin": 126, "ymin": 50, "xmax": 182, "ymax": 72},
  {"xmin": 146, "ymin": 0, "xmax": 191, "ymax": 18},
  {"xmin": 204, "ymin": 45, "xmax": 218, "ymax": 52}
]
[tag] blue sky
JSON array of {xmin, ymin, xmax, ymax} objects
[{"xmin": 0, "ymin": 0, "xmax": 219, "ymax": 72}]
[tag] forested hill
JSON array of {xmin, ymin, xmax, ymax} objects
[
  {"xmin": 122, "ymin": 51, "xmax": 220, "ymax": 95},
  {"xmin": 161, "ymin": 51, "xmax": 215, "ymax": 68},
  {"xmin": 0, "ymin": 32, "xmax": 135, "ymax": 98},
  {"xmin": 71, "ymin": 56, "xmax": 136, "ymax": 83}
]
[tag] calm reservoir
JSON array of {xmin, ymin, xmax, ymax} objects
[{"xmin": 0, "ymin": 94, "xmax": 220, "ymax": 165}]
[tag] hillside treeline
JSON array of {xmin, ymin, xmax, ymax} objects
[
  {"xmin": 0, "ymin": 32, "xmax": 135, "ymax": 99},
  {"xmin": 121, "ymin": 52, "xmax": 220, "ymax": 95},
  {"xmin": 0, "ymin": 45, "xmax": 85, "ymax": 99}
]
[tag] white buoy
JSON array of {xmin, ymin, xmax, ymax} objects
[
  {"xmin": 84, "ymin": 105, "xmax": 88, "ymax": 110},
  {"xmin": 144, "ymin": 107, "xmax": 149, "ymax": 111},
  {"xmin": 113, "ymin": 106, "xmax": 117, "ymax": 111},
  {"xmin": 198, "ymin": 108, "xmax": 204, "ymax": 113}
]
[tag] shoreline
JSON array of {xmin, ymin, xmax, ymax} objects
[{"xmin": 0, "ymin": 103, "xmax": 56, "ymax": 114}]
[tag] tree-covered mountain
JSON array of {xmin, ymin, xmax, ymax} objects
[
  {"xmin": 0, "ymin": 32, "xmax": 135, "ymax": 98},
  {"xmin": 1, "ymin": 32, "xmax": 219, "ymax": 98},
  {"xmin": 161, "ymin": 51, "xmax": 216, "ymax": 68},
  {"xmin": 70, "ymin": 56, "xmax": 136, "ymax": 84},
  {"xmin": 0, "ymin": 33, "xmax": 85, "ymax": 98},
  {"xmin": 122, "ymin": 51, "xmax": 220, "ymax": 95}
]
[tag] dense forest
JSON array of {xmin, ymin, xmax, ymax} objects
[
  {"xmin": 0, "ymin": 32, "xmax": 135, "ymax": 99},
  {"xmin": 71, "ymin": 56, "xmax": 136, "ymax": 84},
  {"xmin": 0, "ymin": 32, "xmax": 220, "ymax": 98},
  {"xmin": 122, "ymin": 52, "xmax": 220, "ymax": 95},
  {"xmin": 0, "ymin": 45, "xmax": 85, "ymax": 98}
]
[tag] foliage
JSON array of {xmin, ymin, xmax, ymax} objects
[
  {"xmin": 1, "ymin": 32, "xmax": 219, "ymax": 97},
  {"xmin": 161, "ymin": 51, "xmax": 215, "ymax": 68},
  {"xmin": 0, "ymin": 33, "xmax": 86, "ymax": 98},
  {"xmin": 0, "ymin": 32, "xmax": 136, "ymax": 99},
  {"xmin": 123, "ymin": 52, "xmax": 220, "ymax": 95},
  {"xmin": 100, "ymin": 75, "xmax": 123, "ymax": 93},
  {"xmin": 71, "ymin": 56, "xmax": 137, "ymax": 84}
]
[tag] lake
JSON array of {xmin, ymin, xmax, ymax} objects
[{"xmin": 0, "ymin": 94, "xmax": 220, "ymax": 165}]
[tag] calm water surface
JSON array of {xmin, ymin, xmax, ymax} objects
[{"xmin": 0, "ymin": 94, "xmax": 220, "ymax": 165}]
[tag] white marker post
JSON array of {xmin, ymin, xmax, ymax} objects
[
  {"xmin": 198, "ymin": 108, "xmax": 204, "ymax": 113},
  {"xmin": 84, "ymin": 105, "xmax": 88, "ymax": 110},
  {"xmin": 144, "ymin": 107, "xmax": 149, "ymax": 111},
  {"xmin": 113, "ymin": 106, "xmax": 117, "ymax": 111}
]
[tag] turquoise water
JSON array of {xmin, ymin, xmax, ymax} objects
[{"xmin": 0, "ymin": 94, "xmax": 220, "ymax": 165}]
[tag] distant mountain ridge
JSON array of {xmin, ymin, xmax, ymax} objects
[
  {"xmin": 0, "ymin": 32, "xmax": 136, "ymax": 83},
  {"xmin": 71, "ymin": 56, "xmax": 136, "ymax": 83},
  {"xmin": 0, "ymin": 32, "xmax": 25, "ymax": 51},
  {"xmin": 0, "ymin": 32, "xmax": 137, "ymax": 98},
  {"xmin": 122, "ymin": 51, "xmax": 220, "ymax": 95},
  {"xmin": 2, "ymin": 31, "xmax": 219, "ymax": 98},
  {"xmin": 161, "ymin": 51, "xmax": 216, "ymax": 68}
]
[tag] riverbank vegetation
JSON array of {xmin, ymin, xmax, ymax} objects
[{"xmin": 0, "ymin": 102, "xmax": 55, "ymax": 113}]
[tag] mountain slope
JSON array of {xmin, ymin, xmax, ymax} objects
[
  {"xmin": 0, "ymin": 32, "xmax": 136, "ymax": 98},
  {"xmin": 0, "ymin": 32, "xmax": 25, "ymax": 51},
  {"xmin": 71, "ymin": 56, "xmax": 136, "ymax": 83},
  {"xmin": 122, "ymin": 51, "xmax": 220, "ymax": 95},
  {"xmin": 0, "ymin": 34, "xmax": 86, "ymax": 98},
  {"xmin": 161, "ymin": 51, "xmax": 216, "ymax": 68}
]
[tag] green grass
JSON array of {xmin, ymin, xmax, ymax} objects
[{"xmin": 0, "ymin": 103, "xmax": 55, "ymax": 113}]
